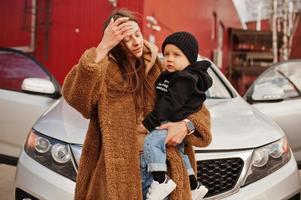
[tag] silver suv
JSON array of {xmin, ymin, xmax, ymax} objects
[{"xmin": 14, "ymin": 60, "xmax": 301, "ymax": 199}]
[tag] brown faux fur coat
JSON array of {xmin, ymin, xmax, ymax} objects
[{"xmin": 62, "ymin": 41, "xmax": 212, "ymax": 200}]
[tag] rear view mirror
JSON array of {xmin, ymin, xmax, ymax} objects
[
  {"xmin": 21, "ymin": 78, "xmax": 55, "ymax": 95},
  {"xmin": 251, "ymin": 83, "xmax": 285, "ymax": 103}
]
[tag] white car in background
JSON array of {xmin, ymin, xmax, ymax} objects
[
  {"xmin": 244, "ymin": 59, "xmax": 301, "ymax": 166},
  {"xmin": 14, "ymin": 59, "xmax": 301, "ymax": 200},
  {"xmin": 0, "ymin": 48, "xmax": 61, "ymax": 165}
]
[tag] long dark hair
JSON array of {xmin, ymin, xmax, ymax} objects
[{"xmin": 103, "ymin": 9, "xmax": 155, "ymax": 111}]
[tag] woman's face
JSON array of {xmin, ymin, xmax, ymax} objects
[{"xmin": 123, "ymin": 21, "xmax": 144, "ymax": 58}]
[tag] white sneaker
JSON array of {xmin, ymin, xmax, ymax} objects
[
  {"xmin": 191, "ymin": 182, "xmax": 208, "ymax": 200},
  {"xmin": 146, "ymin": 176, "xmax": 176, "ymax": 200}
]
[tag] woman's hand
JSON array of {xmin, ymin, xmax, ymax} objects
[
  {"xmin": 95, "ymin": 17, "xmax": 133, "ymax": 63},
  {"xmin": 158, "ymin": 121, "xmax": 188, "ymax": 147}
]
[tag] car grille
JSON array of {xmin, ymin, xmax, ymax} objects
[{"xmin": 197, "ymin": 157, "xmax": 244, "ymax": 198}]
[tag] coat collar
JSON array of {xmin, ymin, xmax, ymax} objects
[{"xmin": 142, "ymin": 40, "xmax": 158, "ymax": 75}]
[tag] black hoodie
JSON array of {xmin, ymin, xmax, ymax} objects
[{"xmin": 142, "ymin": 60, "xmax": 213, "ymax": 131}]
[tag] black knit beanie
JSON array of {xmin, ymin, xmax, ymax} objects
[{"xmin": 162, "ymin": 31, "xmax": 199, "ymax": 64}]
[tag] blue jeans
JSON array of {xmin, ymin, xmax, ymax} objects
[
  {"xmin": 140, "ymin": 153, "xmax": 154, "ymax": 200},
  {"xmin": 140, "ymin": 153, "xmax": 171, "ymax": 200},
  {"xmin": 143, "ymin": 129, "xmax": 194, "ymax": 175},
  {"xmin": 140, "ymin": 130, "xmax": 194, "ymax": 199}
]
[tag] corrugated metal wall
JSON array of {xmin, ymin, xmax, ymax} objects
[
  {"xmin": 0, "ymin": 0, "xmax": 31, "ymax": 47},
  {"xmin": 143, "ymin": 0, "xmax": 242, "ymax": 74},
  {"xmin": 1, "ymin": 0, "xmax": 243, "ymax": 83},
  {"xmin": 0, "ymin": 0, "xmax": 143, "ymax": 84},
  {"xmin": 35, "ymin": 0, "xmax": 144, "ymax": 83}
]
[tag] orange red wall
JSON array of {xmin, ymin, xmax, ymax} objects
[
  {"xmin": 143, "ymin": 0, "xmax": 242, "ymax": 74},
  {"xmin": 0, "ymin": 0, "xmax": 241, "ymax": 84}
]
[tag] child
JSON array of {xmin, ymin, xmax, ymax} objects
[{"xmin": 142, "ymin": 32, "xmax": 212, "ymax": 200}]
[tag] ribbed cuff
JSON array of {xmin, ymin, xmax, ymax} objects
[
  {"xmin": 142, "ymin": 119, "xmax": 153, "ymax": 132},
  {"xmin": 142, "ymin": 113, "xmax": 161, "ymax": 132},
  {"xmin": 147, "ymin": 163, "xmax": 167, "ymax": 172},
  {"xmin": 79, "ymin": 47, "xmax": 109, "ymax": 73}
]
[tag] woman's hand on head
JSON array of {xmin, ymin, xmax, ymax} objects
[
  {"xmin": 95, "ymin": 17, "xmax": 134, "ymax": 63},
  {"xmin": 158, "ymin": 121, "xmax": 188, "ymax": 147}
]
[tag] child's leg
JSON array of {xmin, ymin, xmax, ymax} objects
[
  {"xmin": 140, "ymin": 153, "xmax": 154, "ymax": 200},
  {"xmin": 144, "ymin": 129, "xmax": 176, "ymax": 200},
  {"xmin": 177, "ymin": 143, "xmax": 198, "ymax": 190},
  {"xmin": 144, "ymin": 129, "xmax": 168, "ymax": 183},
  {"xmin": 177, "ymin": 143, "xmax": 208, "ymax": 199}
]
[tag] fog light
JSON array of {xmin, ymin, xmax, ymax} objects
[{"xmin": 51, "ymin": 144, "xmax": 71, "ymax": 163}]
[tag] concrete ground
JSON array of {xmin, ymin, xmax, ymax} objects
[
  {"xmin": 0, "ymin": 164, "xmax": 300, "ymax": 200},
  {"xmin": 0, "ymin": 164, "xmax": 16, "ymax": 200}
]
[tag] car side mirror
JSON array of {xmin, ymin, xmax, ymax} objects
[
  {"xmin": 250, "ymin": 83, "xmax": 285, "ymax": 103},
  {"xmin": 21, "ymin": 78, "xmax": 56, "ymax": 95}
]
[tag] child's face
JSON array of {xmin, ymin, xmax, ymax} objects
[{"xmin": 163, "ymin": 44, "xmax": 190, "ymax": 73}]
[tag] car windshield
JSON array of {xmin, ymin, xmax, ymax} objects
[
  {"xmin": 255, "ymin": 61, "xmax": 301, "ymax": 99},
  {"xmin": 158, "ymin": 54, "xmax": 233, "ymax": 99},
  {"xmin": 207, "ymin": 67, "xmax": 232, "ymax": 99}
]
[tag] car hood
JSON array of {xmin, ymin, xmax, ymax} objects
[
  {"xmin": 33, "ymin": 97, "xmax": 284, "ymax": 150},
  {"xmin": 204, "ymin": 97, "xmax": 284, "ymax": 150}
]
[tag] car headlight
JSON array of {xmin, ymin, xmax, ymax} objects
[
  {"xmin": 242, "ymin": 137, "xmax": 291, "ymax": 186},
  {"xmin": 69, "ymin": 143, "xmax": 82, "ymax": 168},
  {"xmin": 24, "ymin": 129, "xmax": 78, "ymax": 181}
]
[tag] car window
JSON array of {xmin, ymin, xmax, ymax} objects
[
  {"xmin": 207, "ymin": 68, "xmax": 232, "ymax": 99},
  {"xmin": 255, "ymin": 61, "xmax": 301, "ymax": 99},
  {"xmin": 0, "ymin": 50, "xmax": 50, "ymax": 92}
]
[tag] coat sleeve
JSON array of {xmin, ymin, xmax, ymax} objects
[
  {"xmin": 185, "ymin": 105, "xmax": 212, "ymax": 147},
  {"xmin": 62, "ymin": 47, "xmax": 109, "ymax": 119}
]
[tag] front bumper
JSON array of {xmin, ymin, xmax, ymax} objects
[
  {"xmin": 15, "ymin": 151, "xmax": 75, "ymax": 200},
  {"xmin": 15, "ymin": 149, "xmax": 301, "ymax": 200}
]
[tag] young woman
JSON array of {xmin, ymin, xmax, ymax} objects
[{"xmin": 62, "ymin": 9, "xmax": 212, "ymax": 200}]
